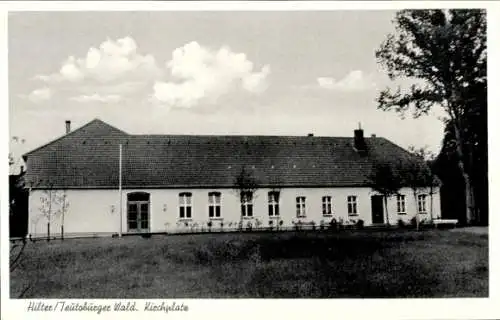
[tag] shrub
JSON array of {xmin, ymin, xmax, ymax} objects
[
  {"xmin": 397, "ymin": 219, "xmax": 406, "ymax": 228},
  {"xmin": 207, "ymin": 221, "xmax": 213, "ymax": 230},
  {"xmin": 329, "ymin": 218, "xmax": 338, "ymax": 231},
  {"xmin": 410, "ymin": 217, "xmax": 418, "ymax": 227},
  {"xmin": 356, "ymin": 219, "xmax": 364, "ymax": 229},
  {"xmin": 246, "ymin": 221, "xmax": 253, "ymax": 231}
]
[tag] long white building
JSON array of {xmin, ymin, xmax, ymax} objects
[{"xmin": 23, "ymin": 119, "xmax": 440, "ymax": 237}]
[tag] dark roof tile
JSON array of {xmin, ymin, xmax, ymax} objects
[{"xmin": 24, "ymin": 119, "xmax": 434, "ymax": 189}]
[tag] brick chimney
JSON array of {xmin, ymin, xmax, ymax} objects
[
  {"xmin": 354, "ymin": 123, "xmax": 367, "ymax": 153},
  {"xmin": 65, "ymin": 120, "xmax": 71, "ymax": 134}
]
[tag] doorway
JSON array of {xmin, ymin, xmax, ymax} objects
[
  {"xmin": 127, "ymin": 192, "xmax": 150, "ymax": 233},
  {"xmin": 371, "ymin": 195, "xmax": 384, "ymax": 224}
]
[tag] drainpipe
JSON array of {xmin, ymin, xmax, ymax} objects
[{"xmin": 119, "ymin": 144, "xmax": 123, "ymax": 238}]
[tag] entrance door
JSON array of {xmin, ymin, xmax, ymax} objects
[
  {"xmin": 127, "ymin": 193, "xmax": 150, "ymax": 233},
  {"xmin": 371, "ymin": 195, "xmax": 384, "ymax": 224}
]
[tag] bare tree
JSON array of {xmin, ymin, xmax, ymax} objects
[
  {"xmin": 38, "ymin": 181, "xmax": 56, "ymax": 241},
  {"xmin": 54, "ymin": 191, "xmax": 70, "ymax": 240},
  {"xmin": 38, "ymin": 180, "xmax": 69, "ymax": 241}
]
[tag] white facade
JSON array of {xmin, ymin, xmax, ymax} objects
[{"xmin": 28, "ymin": 186, "xmax": 441, "ymax": 237}]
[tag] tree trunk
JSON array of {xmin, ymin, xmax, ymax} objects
[
  {"xmin": 452, "ymin": 120, "xmax": 475, "ymax": 224},
  {"xmin": 384, "ymin": 196, "xmax": 390, "ymax": 226},
  {"xmin": 413, "ymin": 192, "xmax": 419, "ymax": 231},
  {"xmin": 429, "ymin": 186, "xmax": 434, "ymax": 221},
  {"xmin": 48, "ymin": 189, "xmax": 52, "ymax": 241},
  {"xmin": 62, "ymin": 193, "xmax": 66, "ymax": 240}
]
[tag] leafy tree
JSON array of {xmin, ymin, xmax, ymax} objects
[
  {"xmin": 434, "ymin": 116, "xmax": 488, "ymax": 224},
  {"xmin": 9, "ymin": 136, "xmax": 28, "ymax": 236},
  {"xmin": 403, "ymin": 146, "xmax": 437, "ymax": 229},
  {"xmin": 375, "ymin": 9, "xmax": 486, "ymax": 224},
  {"xmin": 234, "ymin": 165, "xmax": 259, "ymax": 197},
  {"xmin": 234, "ymin": 166, "xmax": 259, "ymax": 229},
  {"xmin": 367, "ymin": 160, "xmax": 403, "ymax": 225}
]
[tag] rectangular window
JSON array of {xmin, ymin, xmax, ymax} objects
[
  {"xmin": 127, "ymin": 204, "xmax": 138, "ymax": 229},
  {"xmin": 397, "ymin": 195, "xmax": 406, "ymax": 214},
  {"xmin": 418, "ymin": 194, "xmax": 427, "ymax": 213},
  {"xmin": 241, "ymin": 191, "xmax": 253, "ymax": 217},
  {"xmin": 347, "ymin": 196, "xmax": 358, "ymax": 215},
  {"xmin": 179, "ymin": 192, "xmax": 192, "ymax": 219},
  {"xmin": 208, "ymin": 192, "xmax": 221, "ymax": 218},
  {"xmin": 322, "ymin": 196, "xmax": 332, "ymax": 215},
  {"xmin": 268, "ymin": 191, "xmax": 280, "ymax": 217},
  {"xmin": 296, "ymin": 196, "xmax": 306, "ymax": 218}
]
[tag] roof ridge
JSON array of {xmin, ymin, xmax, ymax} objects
[{"xmin": 128, "ymin": 134, "xmax": 362, "ymax": 139}]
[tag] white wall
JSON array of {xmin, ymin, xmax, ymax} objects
[
  {"xmin": 28, "ymin": 186, "xmax": 441, "ymax": 237},
  {"xmin": 28, "ymin": 189, "xmax": 121, "ymax": 237}
]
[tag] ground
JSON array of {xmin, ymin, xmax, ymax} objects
[
  {"xmin": 10, "ymin": 228, "xmax": 488, "ymax": 298},
  {"xmin": 449, "ymin": 226, "xmax": 489, "ymax": 235}
]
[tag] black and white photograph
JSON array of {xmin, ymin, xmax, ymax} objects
[{"xmin": 3, "ymin": 2, "xmax": 495, "ymax": 319}]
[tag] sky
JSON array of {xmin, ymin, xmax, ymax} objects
[{"xmin": 8, "ymin": 11, "xmax": 447, "ymax": 172}]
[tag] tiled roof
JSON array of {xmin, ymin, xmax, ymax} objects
[{"xmin": 24, "ymin": 119, "xmax": 433, "ymax": 189}]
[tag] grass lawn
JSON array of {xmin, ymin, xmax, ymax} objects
[{"xmin": 10, "ymin": 229, "xmax": 488, "ymax": 298}]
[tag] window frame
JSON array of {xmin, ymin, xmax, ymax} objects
[
  {"xmin": 268, "ymin": 191, "xmax": 280, "ymax": 217},
  {"xmin": 208, "ymin": 192, "xmax": 222, "ymax": 219},
  {"xmin": 241, "ymin": 191, "xmax": 254, "ymax": 218},
  {"xmin": 417, "ymin": 194, "xmax": 427, "ymax": 214},
  {"xmin": 396, "ymin": 194, "xmax": 406, "ymax": 215},
  {"xmin": 347, "ymin": 195, "xmax": 358, "ymax": 216},
  {"xmin": 296, "ymin": 196, "xmax": 306, "ymax": 218},
  {"xmin": 179, "ymin": 192, "xmax": 192, "ymax": 219},
  {"xmin": 322, "ymin": 196, "xmax": 333, "ymax": 216}
]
